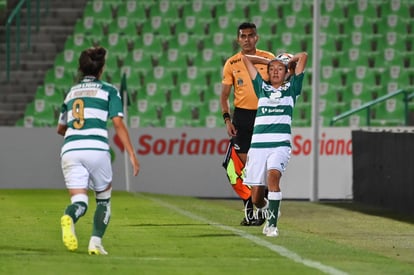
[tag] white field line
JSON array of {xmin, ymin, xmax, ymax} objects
[{"xmin": 149, "ymin": 196, "xmax": 348, "ymax": 275}]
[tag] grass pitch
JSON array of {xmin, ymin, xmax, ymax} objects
[{"xmin": 1, "ymin": 189, "xmax": 414, "ymax": 275}]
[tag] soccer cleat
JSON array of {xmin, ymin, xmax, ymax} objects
[
  {"xmin": 262, "ymin": 221, "xmax": 270, "ymax": 235},
  {"xmin": 61, "ymin": 215, "xmax": 78, "ymax": 251},
  {"xmin": 266, "ymin": 226, "xmax": 279, "ymax": 237},
  {"xmin": 88, "ymin": 238, "xmax": 108, "ymax": 255},
  {"xmin": 262, "ymin": 222, "xmax": 279, "ymax": 237}
]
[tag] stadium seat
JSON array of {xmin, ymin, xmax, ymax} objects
[
  {"xmin": 127, "ymin": 104, "xmax": 162, "ymax": 128},
  {"xmin": 34, "ymin": 85, "xmax": 64, "ymax": 111},
  {"xmin": 83, "ymin": 0, "xmax": 115, "ymax": 29},
  {"xmin": 31, "ymin": 0, "xmax": 412, "ymax": 128},
  {"xmin": 139, "ymin": 15, "xmax": 173, "ymax": 39},
  {"xmin": 144, "ymin": 65, "xmax": 175, "ymax": 94},
  {"xmin": 23, "ymin": 100, "xmax": 58, "ymax": 127},
  {"xmin": 167, "ymin": 32, "xmax": 200, "ymax": 61},
  {"xmin": 132, "ymin": 32, "xmax": 164, "ymax": 59},
  {"xmin": 215, "ymin": 0, "xmax": 248, "ymax": 25},
  {"xmin": 73, "ymin": 17, "xmax": 104, "ymax": 46},
  {"xmin": 161, "ymin": 100, "xmax": 194, "ymax": 128},
  {"xmin": 292, "ymin": 104, "xmax": 311, "ymax": 127},
  {"xmin": 192, "ymin": 48, "xmax": 223, "ymax": 76}
]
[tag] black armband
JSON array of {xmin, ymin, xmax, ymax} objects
[{"xmin": 222, "ymin": 112, "xmax": 231, "ymax": 121}]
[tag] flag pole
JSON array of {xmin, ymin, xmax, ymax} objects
[
  {"xmin": 310, "ymin": 0, "xmax": 321, "ymax": 201},
  {"xmin": 120, "ymin": 73, "xmax": 131, "ymax": 192}
]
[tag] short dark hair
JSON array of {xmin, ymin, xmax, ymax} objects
[
  {"xmin": 78, "ymin": 46, "xmax": 106, "ymax": 77},
  {"xmin": 237, "ymin": 22, "xmax": 257, "ymax": 35}
]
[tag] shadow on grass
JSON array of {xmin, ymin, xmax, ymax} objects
[
  {"xmin": 320, "ymin": 200, "xmax": 414, "ymax": 225},
  {"xmin": 126, "ymin": 223, "xmax": 209, "ymax": 227},
  {"xmin": 193, "ymin": 233, "xmax": 238, "ymax": 238}
]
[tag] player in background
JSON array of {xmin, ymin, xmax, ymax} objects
[
  {"xmin": 241, "ymin": 51, "xmax": 308, "ymax": 236},
  {"xmin": 57, "ymin": 46, "xmax": 140, "ymax": 255},
  {"xmin": 220, "ymin": 22, "xmax": 275, "ymax": 226}
]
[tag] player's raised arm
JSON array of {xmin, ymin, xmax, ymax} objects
[
  {"xmin": 290, "ymin": 52, "xmax": 308, "ymax": 75},
  {"xmin": 241, "ymin": 54, "xmax": 260, "ymax": 80}
]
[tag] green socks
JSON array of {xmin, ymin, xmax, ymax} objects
[
  {"xmin": 64, "ymin": 201, "xmax": 87, "ymax": 223},
  {"xmin": 268, "ymin": 191, "xmax": 282, "ymax": 227},
  {"xmin": 92, "ymin": 199, "xmax": 111, "ymax": 238}
]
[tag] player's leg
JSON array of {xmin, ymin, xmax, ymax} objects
[
  {"xmin": 264, "ymin": 147, "xmax": 291, "ymax": 237},
  {"xmin": 60, "ymin": 152, "xmax": 90, "ymax": 251},
  {"xmin": 243, "ymin": 148, "xmax": 268, "ymax": 225},
  {"xmin": 89, "ymin": 185, "xmax": 111, "ymax": 255},
  {"xmin": 265, "ymin": 169, "xmax": 282, "ymax": 237},
  {"xmin": 233, "ymin": 108, "xmax": 260, "ymax": 225},
  {"xmin": 87, "ymin": 150, "xmax": 113, "ymax": 255}
]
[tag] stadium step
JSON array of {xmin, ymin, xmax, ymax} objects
[{"xmin": 0, "ymin": 0, "xmax": 88, "ymax": 126}]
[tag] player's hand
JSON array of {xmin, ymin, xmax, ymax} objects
[
  {"xmin": 130, "ymin": 155, "xmax": 140, "ymax": 176},
  {"xmin": 225, "ymin": 121, "xmax": 237, "ymax": 137}
]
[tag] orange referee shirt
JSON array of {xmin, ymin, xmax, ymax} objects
[{"xmin": 222, "ymin": 49, "xmax": 275, "ymax": 110}]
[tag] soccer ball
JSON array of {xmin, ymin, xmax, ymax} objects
[{"xmin": 275, "ymin": 53, "xmax": 293, "ymax": 66}]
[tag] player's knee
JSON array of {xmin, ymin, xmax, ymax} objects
[
  {"xmin": 71, "ymin": 193, "xmax": 89, "ymax": 205},
  {"xmin": 71, "ymin": 193, "xmax": 89, "ymax": 216},
  {"xmin": 96, "ymin": 187, "xmax": 112, "ymax": 200}
]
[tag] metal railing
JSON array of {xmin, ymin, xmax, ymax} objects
[
  {"xmin": 5, "ymin": 0, "xmax": 48, "ymax": 82},
  {"xmin": 330, "ymin": 89, "xmax": 414, "ymax": 126}
]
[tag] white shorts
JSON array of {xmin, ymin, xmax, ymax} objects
[
  {"xmin": 61, "ymin": 150, "xmax": 112, "ymax": 192},
  {"xmin": 243, "ymin": 147, "xmax": 291, "ymax": 186}
]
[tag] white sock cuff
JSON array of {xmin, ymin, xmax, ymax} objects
[
  {"xmin": 268, "ymin": 191, "xmax": 282, "ymax": 200},
  {"xmin": 96, "ymin": 187, "xmax": 112, "ymax": 200},
  {"xmin": 71, "ymin": 193, "xmax": 89, "ymax": 205}
]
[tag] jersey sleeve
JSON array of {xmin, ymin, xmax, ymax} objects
[
  {"xmin": 108, "ymin": 86, "xmax": 124, "ymax": 118},
  {"xmin": 290, "ymin": 73, "xmax": 305, "ymax": 97},
  {"xmin": 222, "ymin": 59, "xmax": 234, "ymax": 86},
  {"xmin": 251, "ymin": 73, "xmax": 264, "ymax": 98},
  {"xmin": 58, "ymin": 103, "xmax": 68, "ymax": 125}
]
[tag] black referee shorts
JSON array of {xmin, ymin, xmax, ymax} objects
[{"xmin": 231, "ymin": 107, "xmax": 257, "ymax": 154}]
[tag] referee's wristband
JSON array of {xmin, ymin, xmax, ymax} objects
[{"xmin": 223, "ymin": 112, "xmax": 231, "ymax": 124}]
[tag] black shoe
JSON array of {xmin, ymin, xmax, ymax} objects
[
  {"xmin": 250, "ymin": 217, "xmax": 266, "ymax": 226},
  {"xmin": 240, "ymin": 217, "xmax": 252, "ymax": 226},
  {"xmin": 240, "ymin": 217, "xmax": 266, "ymax": 226},
  {"xmin": 251, "ymin": 209, "xmax": 266, "ymax": 226}
]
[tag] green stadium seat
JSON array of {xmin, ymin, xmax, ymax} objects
[
  {"xmin": 30, "ymin": 0, "xmax": 412, "ymax": 129},
  {"xmin": 34, "ymin": 84, "xmax": 64, "ymax": 111},
  {"xmin": 161, "ymin": 101, "xmax": 194, "ymax": 128},
  {"xmin": 292, "ymin": 103, "xmax": 311, "ymax": 127},
  {"xmin": 167, "ymin": 32, "xmax": 200, "ymax": 61},
  {"xmin": 320, "ymin": 102, "xmax": 349, "ymax": 127},
  {"xmin": 172, "ymin": 83, "xmax": 205, "ymax": 110},
  {"xmin": 24, "ymin": 99, "xmax": 59, "ymax": 127},
  {"xmin": 163, "ymin": 48, "xmax": 188, "ymax": 76},
  {"xmin": 192, "ymin": 48, "xmax": 222, "ymax": 76},
  {"xmin": 73, "ymin": 17, "xmax": 104, "ymax": 46},
  {"xmin": 207, "ymin": 16, "xmax": 232, "ymax": 36},
  {"xmin": 127, "ymin": 104, "xmax": 162, "ymax": 128},
  {"xmin": 139, "ymin": 15, "xmax": 173, "ymax": 38},
  {"xmin": 179, "ymin": 0, "xmax": 214, "ymax": 18},
  {"xmin": 83, "ymin": 0, "xmax": 115, "ymax": 30},
  {"xmin": 215, "ymin": 0, "xmax": 248, "ymax": 21},
  {"xmin": 132, "ymin": 32, "xmax": 164, "ymax": 59},
  {"xmin": 102, "ymin": 54, "xmax": 120, "ymax": 82},
  {"xmin": 143, "ymin": 72, "xmax": 174, "ymax": 104},
  {"xmin": 123, "ymin": 49, "xmax": 156, "ymax": 77},
  {"xmin": 116, "ymin": 0, "xmax": 147, "ymax": 20}
]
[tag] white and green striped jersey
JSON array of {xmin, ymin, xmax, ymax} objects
[
  {"xmin": 58, "ymin": 76, "xmax": 123, "ymax": 156},
  {"xmin": 250, "ymin": 73, "xmax": 304, "ymax": 149}
]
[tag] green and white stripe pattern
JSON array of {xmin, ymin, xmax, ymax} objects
[
  {"xmin": 250, "ymin": 73, "xmax": 304, "ymax": 149},
  {"xmin": 59, "ymin": 76, "xmax": 123, "ymax": 156}
]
